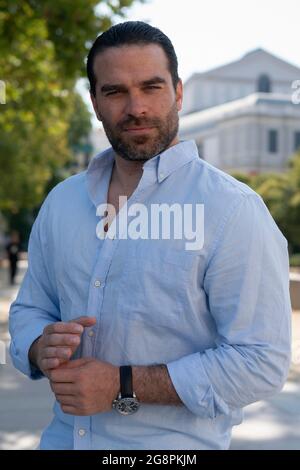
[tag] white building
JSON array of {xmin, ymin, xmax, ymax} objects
[{"xmin": 180, "ymin": 49, "xmax": 300, "ymax": 173}]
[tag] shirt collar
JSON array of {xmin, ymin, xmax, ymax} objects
[
  {"xmin": 86, "ymin": 146, "xmax": 115, "ymax": 176},
  {"xmin": 154, "ymin": 140, "xmax": 199, "ymax": 182},
  {"xmin": 88, "ymin": 139, "xmax": 199, "ymax": 179},
  {"xmin": 86, "ymin": 147, "xmax": 115, "ymax": 208},
  {"xmin": 85, "ymin": 140, "xmax": 199, "ymax": 206}
]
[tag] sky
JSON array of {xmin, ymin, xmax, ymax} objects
[{"xmin": 79, "ymin": 0, "xmax": 300, "ymax": 126}]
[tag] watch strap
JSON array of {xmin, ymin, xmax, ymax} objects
[{"xmin": 120, "ymin": 365, "xmax": 133, "ymax": 398}]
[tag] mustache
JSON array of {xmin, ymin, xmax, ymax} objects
[{"xmin": 118, "ymin": 116, "xmax": 161, "ymax": 130}]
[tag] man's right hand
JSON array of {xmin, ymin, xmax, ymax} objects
[{"xmin": 28, "ymin": 316, "xmax": 97, "ymax": 377}]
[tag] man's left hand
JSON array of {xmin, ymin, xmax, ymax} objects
[{"xmin": 49, "ymin": 358, "xmax": 119, "ymax": 416}]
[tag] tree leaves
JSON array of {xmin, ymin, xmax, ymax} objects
[
  {"xmin": 232, "ymin": 152, "xmax": 300, "ymax": 254},
  {"xmin": 0, "ymin": 0, "xmax": 141, "ymax": 213}
]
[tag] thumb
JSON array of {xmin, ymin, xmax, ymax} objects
[
  {"xmin": 56, "ymin": 357, "xmax": 94, "ymax": 370},
  {"xmin": 70, "ymin": 316, "xmax": 97, "ymax": 328}
]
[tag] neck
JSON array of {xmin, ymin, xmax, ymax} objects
[
  {"xmin": 111, "ymin": 156, "xmax": 144, "ymax": 195},
  {"xmin": 112, "ymin": 136, "xmax": 180, "ymax": 194}
]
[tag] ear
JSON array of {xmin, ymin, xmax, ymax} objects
[
  {"xmin": 90, "ymin": 92, "xmax": 102, "ymax": 122},
  {"xmin": 175, "ymin": 79, "xmax": 183, "ymax": 112}
]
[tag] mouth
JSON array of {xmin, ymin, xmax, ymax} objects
[{"xmin": 123, "ymin": 127, "xmax": 155, "ymax": 134}]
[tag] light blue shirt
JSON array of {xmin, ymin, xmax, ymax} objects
[{"xmin": 9, "ymin": 140, "xmax": 291, "ymax": 450}]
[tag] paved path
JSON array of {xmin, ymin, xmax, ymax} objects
[
  {"xmin": 0, "ymin": 262, "xmax": 299, "ymax": 450},
  {"xmin": 0, "ymin": 261, "xmax": 53, "ymax": 449}
]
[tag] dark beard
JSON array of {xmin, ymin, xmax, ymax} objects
[{"xmin": 101, "ymin": 102, "xmax": 179, "ymax": 162}]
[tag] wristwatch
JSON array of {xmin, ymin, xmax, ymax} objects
[{"xmin": 112, "ymin": 365, "xmax": 140, "ymax": 415}]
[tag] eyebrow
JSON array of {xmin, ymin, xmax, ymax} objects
[
  {"xmin": 141, "ymin": 76, "xmax": 167, "ymax": 86},
  {"xmin": 100, "ymin": 76, "xmax": 167, "ymax": 93}
]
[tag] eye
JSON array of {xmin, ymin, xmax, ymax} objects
[
  {"xmin": 105, "ymin": 90, "xmax": 119, "ymax": 96},
  {"xmin": 145, "ymin": 85, "xmax": 161, "ymax": 90}
]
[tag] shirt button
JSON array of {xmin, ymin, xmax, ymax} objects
[
  {"xmin": 159, "ymin": 172, "xmax": 164, "ymax": 178},
  {"xmin": 78, "ymin": 429, "xmax": 86, "ymax": 437},
  {"xmin": 94, "ymin": 280, "xmax": 101, "ymax": 287},
  {"xmin": 88, "ymin": 330, "xmax": 94, "ymax": 337}
]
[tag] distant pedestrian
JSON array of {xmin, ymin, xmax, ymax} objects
[{"xmin": 6, "ymin": 231, "xmax": 20, "ymax": 285}]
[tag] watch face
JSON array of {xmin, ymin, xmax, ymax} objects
[{"xmin": 113, "ymin": 397, "xmax": 140, "ymax": 415}]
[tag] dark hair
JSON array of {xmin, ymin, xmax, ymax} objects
[{"xmin": 87, "ymin": 21, "xmax": 179, "ymax": 96}]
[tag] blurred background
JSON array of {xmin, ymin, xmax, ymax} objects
[{"xmin": 0, "ymin": 0, "xmax": 299, "ymax": 450}]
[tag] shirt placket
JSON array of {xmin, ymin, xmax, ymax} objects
[
  {"xmin": 73, "ymin": 418, "xmax": 91, "ymax": 449},
  {"xmin": 73, "ymin": 164, "xmax": 157, "ymax": 449}
]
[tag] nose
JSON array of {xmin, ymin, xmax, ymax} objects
[{"xmin": 124, "ymin": 90, "xmax": 147, "ymax": 118}]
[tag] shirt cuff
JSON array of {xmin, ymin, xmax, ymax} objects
[
  {"xmin": 9, "ymin": 321, "xmax": 51, "ymax": 380},
  {"xmin": 167, "ymin": 352, "xmax": 229, "ymax": 419}
]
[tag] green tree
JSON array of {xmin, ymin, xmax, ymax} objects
[
  {"xmin": 68, "ymin": 93, "xmax": 93, "ymax": 154},
  {"xmin": 0, "ymin": 0, "xmax": 143, "ymax": 214},
  {"xmin": 232, "ymin": 152, "xmax": 300, "ymax": 256}
]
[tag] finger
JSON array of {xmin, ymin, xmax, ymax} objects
[
  {"xmin": 54, "ymin": 357, "xmax": 94, "ymax": 371},
  {"xmin": 56, "ymin": 394, "xmax": 76, "ymax": 406},
  {"xmin": 43, "ymin": 347, "xmax": 72, "ymax": 360},
  {"xmin": 45, "ymin": 334, "xmax": 81, "ymax": 347},
  {"xmin": 45, "ymin": 322, "xmax": 84, "ymax": 335},
  {"xmin": 71, "ymin": 316, "xmax": 97, "ymax": 328},
  {"xmin": 41, "ymin": 357, "xmax": 60, "ymax": 370},
  {"xmin": 60, "ymin": 405, "xmax": 79, "ymax": 415},
  {"xmin": 42, "ymin": 358, "xmax": 69, "ymax": 374},
  {"xmin": 49, "ymin": 366, "xmax": 78, "ymax": 383},
  {"xmin": 50, "ymin": 381, "xmax": 76, "ymax": 395},
  {"xmin": 49, "ymin": 357, "xmax": 93, "ymax": 382}
]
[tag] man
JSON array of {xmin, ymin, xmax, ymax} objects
[{"xmin": 9, "ymin": 21, "xmax": 291, "ymax": 450}]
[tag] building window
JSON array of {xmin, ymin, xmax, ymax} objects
[
  {"xmin": 295, "ymin": 131, "xmax": 300, "ymax": 152},
  {"xmin": 268, "ymin": 130, "xmax": 278, "ymax": 153},
  {"xmin": 257, "ymin": 74, "xmax": 272, "ymax": 93}
]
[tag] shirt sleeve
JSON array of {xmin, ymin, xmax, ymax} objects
[
  {"xmin": 167, "ymin": 193, "xmax": 292, "ymax": 418},
  {"xmin": 9, "ymin": 194, "xmax": 61, "ymax": 379}
]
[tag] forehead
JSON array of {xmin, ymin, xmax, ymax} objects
[{"xmin": 93, "ymin": 44, "xmax": 171, "ymax": 86}]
